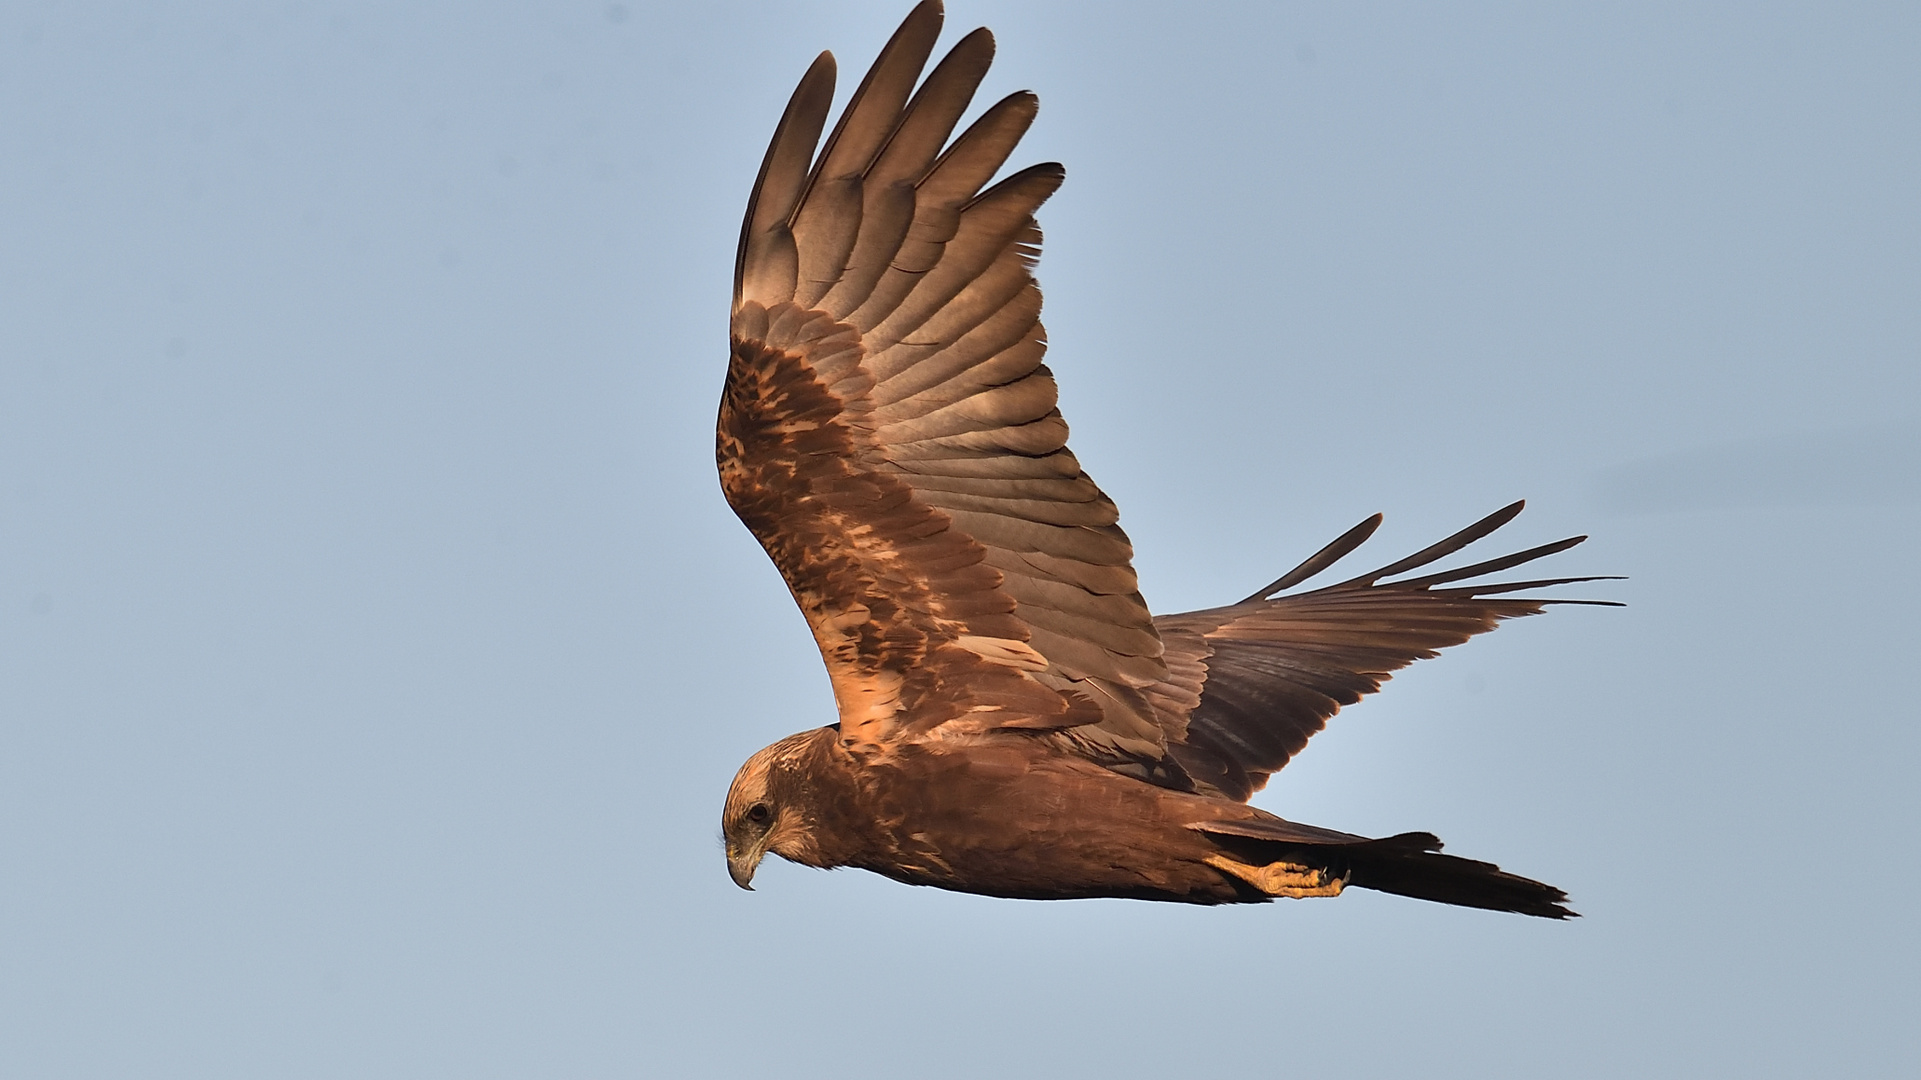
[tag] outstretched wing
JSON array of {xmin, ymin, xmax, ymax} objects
[
  {"xmin": 1142, "ymin": 502, "xmax": 1619, "ymax": 800},
  {"xmin": 721, "ymin": 2, "xmax": 1167, "ymax": 759}
]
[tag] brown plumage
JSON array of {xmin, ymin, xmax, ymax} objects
[{"xmin": 717, "ymin": 2, "xmax": 1614, "ymax": 918}]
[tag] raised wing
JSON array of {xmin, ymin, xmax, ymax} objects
[
  {"xmin": 1142, "ymin": 502, "xmax": 1619, "ymax": 800},
  {"xmin": 721, "ymin": 1, "xmax": 1167, "ymax": 760}
]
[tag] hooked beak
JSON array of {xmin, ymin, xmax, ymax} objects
[{"xmin": 726, "ymin": 844, "xmax": 762, "ymax": 891}]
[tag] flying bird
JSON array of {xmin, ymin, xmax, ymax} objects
[{"xmin": 717, "ymin": 1, "xmax": 1611, "ymax": 917}]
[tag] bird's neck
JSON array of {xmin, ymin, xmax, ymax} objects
[{"xmin": 767, "ymin": 727, "xmax": 875, "ymax": 869}]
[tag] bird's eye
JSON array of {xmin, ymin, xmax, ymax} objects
[{"xmin": 745, "ymin": 802, "xmax": 771, "ymax": 826}]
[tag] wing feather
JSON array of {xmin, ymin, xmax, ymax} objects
[
  {"xmin": 790, "ymin": 4, "xmax": 945, "ymax": 309},
  {"xmin": 1148, "ymin": 504, "xmax": 1619, "ymax": 800},
  {"xmin": 819, "ymin": 28, "xmax": 998, "ymax": 318},
  {"xmin": 870, "ymin": 285, "xmax": 1042, "ymax": 399},
  {"xmin": 723, "ymin": 2, "xmax": 1166, "ymax": 757},
  {"xmin": 736, "ymin": 53, "xmax": 836, "ymax": 310},
  {"xmin": 844, "ymin": 92, "xmax": 1040, "ymax": 329}
]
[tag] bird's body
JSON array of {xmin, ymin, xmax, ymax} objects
[
  {"xmin": 714, "ymin": 2, "xmax": 1610, "ymax": 919},
  {"xmin": 731, "ymin": 727, "xmax": 1297, "ymax": 904}
]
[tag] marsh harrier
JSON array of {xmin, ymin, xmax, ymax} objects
[{"xmin": 717, "ymin": 2, "xmax": 1610, "ymax": 917}]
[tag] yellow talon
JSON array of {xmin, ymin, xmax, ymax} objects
[{"xmin": 1206, "ymin": 854, "xmax": 1347, "ymax": 898}]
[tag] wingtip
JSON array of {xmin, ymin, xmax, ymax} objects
[
  {"xmin": 805, "ymin": 48, "xmax": 837, "ymax": 83},
  {"xmin": 1485, "ymin": 499, "xmax": 1528, "ymax": 531},
  {"xmin": 1238, "ymin": 511, "xmax": 1386, "ymax": 602}
]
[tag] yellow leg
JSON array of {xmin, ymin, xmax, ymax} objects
[{"xmin": 1205, "ymin": 854, "xmax": 1348, "ymax": 898}]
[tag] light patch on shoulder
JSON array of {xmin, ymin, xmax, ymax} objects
[
  {"xmin": 953, "ymin": 634, "xmax": 1049, "ymax": 671},
  {"xmin": 830, "ymin": 668, "xmax": 903, "ymax": 736}
]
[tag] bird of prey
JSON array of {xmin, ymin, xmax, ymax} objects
[{"xmin": 717, "ymin": 1, "xmax": 1611, "ymax": 917}]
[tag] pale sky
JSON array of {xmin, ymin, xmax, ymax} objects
[{"xmin": 3, "ymin": 3, "xmax": 1917, "ymax": 1077}]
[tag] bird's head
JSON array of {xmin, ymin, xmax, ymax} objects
[{"xmin": 720, "ymin": 728, "xmax": 831, "ymax": 890}]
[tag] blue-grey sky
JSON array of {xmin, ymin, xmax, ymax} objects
[{"xmin": 3, "ymin": 2, "xmax": 1917, "ymax": 1077}]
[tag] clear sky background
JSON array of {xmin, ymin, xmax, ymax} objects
[{"xmin": 3, "ymin": 2, "xmax": 1917, "ymax": 1077}]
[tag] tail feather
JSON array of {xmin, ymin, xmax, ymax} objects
[
  {"xmin": 1196, "ymin": 822, "xmax": 1576, "ymax": 919},
  {"xmin": 1342, "ymin": 832, "xmax": 1575, "ymax": 919}
]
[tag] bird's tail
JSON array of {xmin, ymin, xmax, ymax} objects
[
  {"xmin": 1195, "ymin": 822, "xmax": 1576, "ymax": 919},
  {"xmin": 1337, "ymin": 831, "xmax": 1575, "ymax": 918}
]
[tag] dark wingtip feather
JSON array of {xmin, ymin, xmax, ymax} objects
[
  {"xmin": 735, "ymin": 50, "xmax": 837, "ymax": 306},
  {"xmin": 799, "ymin": 0, "xmax": 945, "ymax": 202},
  {"xmin": 1389, "ymin": 534, "xmax": 1587, "ymax": 590},
  {"xmin": 1239, "ymin": 513, "xmax": 1383, "ymax": 603},
  {"xmin": 1433, "ymin": 574, "xmax": 1628, "ymax": 604},
  {"xmin": 1253, "ymin": 502, "xmax": 1619, "ymax": 607},
  {"xmin": 873, "ymin": 26, "xmax": 996, "ymax": 181},
  {"xmin": 964, "ymin": 159, "xmax": 1065, "ymax": 210},
  {"xmin": 1337, "ymin": 499, "xmax": 1527, "ymax": 587}
]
